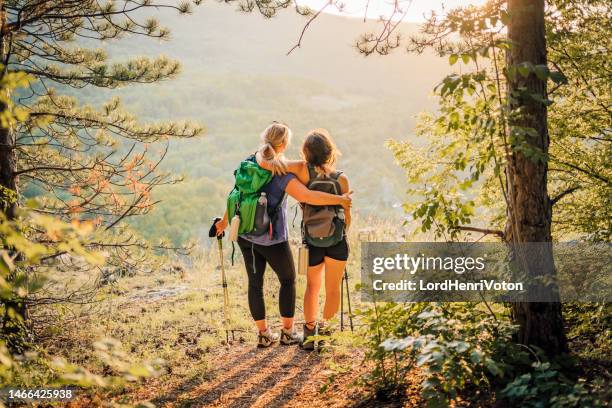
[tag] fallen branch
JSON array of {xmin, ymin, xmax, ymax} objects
[{"xmin": 457, "ymin": 226, "xmax": 504, "ymax": 239}]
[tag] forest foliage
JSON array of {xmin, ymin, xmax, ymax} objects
[
  {"xmin": 361, "ymin": 0, "xmax": 610, "ymax": 405},
  {"xmin": 386, "ymin": 0, "xmax": 610, "ymax": 242},
  {"xmin": 0, "ymin": 0, "xmax": 609, "ymax": 407}
]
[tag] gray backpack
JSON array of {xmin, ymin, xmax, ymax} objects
[{"xmin": 302, "ymin": 165, "xmax": 345, "ymax": 248}]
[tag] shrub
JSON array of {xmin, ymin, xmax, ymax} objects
[
  {"xmin": 360, "ymin": 302, "xmax": 526, "ymax": 406},
  {"xmin": 501, "ymin": 362, "xmax": 608, "ymax": 408}
]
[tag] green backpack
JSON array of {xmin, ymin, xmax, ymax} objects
[{"xmin": 227, "ymin": 155, "xmax": 273, "ymax": 235}]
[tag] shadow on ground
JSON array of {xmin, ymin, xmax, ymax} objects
[{"xmin": 151, "ymin": 345, "xmax": 323, "ymax": 408}]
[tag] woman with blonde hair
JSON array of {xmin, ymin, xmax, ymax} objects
[
  {"xmin": 216, "ymin": 123, "xmax": 352, "ymax": 348},
  {"xmin": 256, "ymin": 128, "xmax": 351, "ymax": 350}
]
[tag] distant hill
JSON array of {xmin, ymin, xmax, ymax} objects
[{"xmin": 74, "ymin": 2, "xmax": 452, "ymax": 244}]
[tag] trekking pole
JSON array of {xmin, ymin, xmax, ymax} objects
[
  {"xmin": 209, "ymin": 217, "xmax": 230, "ymax": 344},
  {"xmin": 344, "ymin": 268, "xmax": 354, "ymax": 332},
  {"xmin": 340, "ymin": 273, "xmax": 345, "ymax": 331}
]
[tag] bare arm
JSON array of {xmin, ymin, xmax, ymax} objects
[
  {"xmin": 285, "ymin": 178, "xmax": 352, "ymax": 207},
  {"xmin": 338, "ymin": 174, "xmax": 352, "ymax": 230},
  {"xmin": 255, "ymin": 152, "xmax": 310, "ymax": 184}
]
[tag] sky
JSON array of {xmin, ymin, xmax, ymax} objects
[{"xmin": 298, "ymin": 0, "xmax": 487, "ymax": 22}]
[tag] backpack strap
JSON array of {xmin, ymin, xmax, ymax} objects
[
  {"xmin": 330, "ymin": 171, "xmax": 344, "ymax": 202},
  {"xmin": 330, "ymin": 170, "xmax": 343, "ymax": 181},
  {"xmin": 268, "ymin": 191, "xmax": 287, "ymax": 239},
  {"xmin": 307, "ymin": 164, "xmax": 318, "ymax": 181},
  {"xmin": 307, "ymin": 164, "xmax": 343, "ymax": 182}
]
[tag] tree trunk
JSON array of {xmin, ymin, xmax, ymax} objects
[
  {"xmin": 0, "ymin": 112, "xmax": 17, "ymax": 219},
  {"xmin": 0, "ymin": 3, "xmax": 27, "ymax": 352},
  {"xmin": 0, "ymin": 2, "xmax": 15, "ymax": 219},
  {"xmin": 504, "ymin": 0, "xmax": 567, "ymax": 356}
]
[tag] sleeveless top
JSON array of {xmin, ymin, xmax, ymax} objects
[{"xmin": 240, "ymin": 173, "xmax": 295, "ymax": 246}]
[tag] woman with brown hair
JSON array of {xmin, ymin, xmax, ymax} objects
[{"xmin": 256, "ymin": 128, "xmax": 351, "ymax": 349}]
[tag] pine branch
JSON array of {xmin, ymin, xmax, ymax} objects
[{"xmin": 6, "ymin": 2, "xmax": 190, "ymax": 33}]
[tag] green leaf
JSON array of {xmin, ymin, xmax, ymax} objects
[
  {"xmin": 418, "ymin": 310, "xmax": 441, "ymax": 319},
  {"xmin": 500, "ymin": 10, "xmax": 511, "ymax": 25},
  {"xmin": 471, "ymin": 349, "xmax": 483, "ymax": 364},
  {"xmin": 425, "ymin": 397, "xmax": 450, "ymax": 408},
  {"xmin": 485, "ymin": 358, "xmax": 503, "ymax": 377},
  {"xmin": 454, "ymin": 341, "xmax": 470, "ymax": 353},
  {"xmin": 449, "ymin": 111, "xmax": 460, "ymax": 126},
  {"xmin": 549, "ymin": 71, "xmax": 568, "ymax": 84},
  {"xmin": 422, "ymin": 377, "xmax": 441, "ymax": 390},
  {"xmin": 461, "ymin": 54, "xmax": 471, "ymax": 64},
  {"xmin": 495, "ymin": 39, "xmax": 513, "ymax": 50},
  {"xmin": 449, "ymin": 54, "xmax": 459, "ymax": 65},
  {"xmin": 530, "ymin": 93, "xmax": 553, "ymax": 106},
  {"xmin": 517, "ymin": 62, "xmax": 532, "ymax": 78},
  {"xmin": 417, "ymin": 353, "xmax": 434, "ymax": 367},
  {"xmin": 534, "ymin": 65, "xmax": 550, "ymax": 80},
  {"xmin": 506, "ymin": 65, "xmax": 517, "ymax": 81}
]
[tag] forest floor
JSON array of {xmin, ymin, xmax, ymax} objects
[
  {"xmin": 127, "ymin": 343, "xmax": 409, "ymax": 408},
  {"xmin": 37, "ymin": 220, "xmax": 612, "ymax": 407},
  {"xmin": 51, "ymin": 242, "xmax": 422, "ymax": 407}
]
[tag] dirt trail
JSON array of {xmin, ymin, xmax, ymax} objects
[
  {"xmin": 60, "ymin": 278, "xmax": 420, "ymax": 408},
  {"xmin": 132, "ymin": 343, "xmax": 389, "ymax": 408},
  {"xmin": 63, "ymin": 276, "xmax": 417, "ymax": 407}
]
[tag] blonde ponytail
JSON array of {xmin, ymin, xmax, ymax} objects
[{"xmin": 258, "ymin": 123, "xmax": 292, "ymax": 175}]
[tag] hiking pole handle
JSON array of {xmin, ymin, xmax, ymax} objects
[{"xmin": 209, "ymin": 217, "xmax": 225, "ymax": 240}]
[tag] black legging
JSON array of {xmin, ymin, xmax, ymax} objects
[{"xmin": 237, "ymin": 237, "xmax": 296, "ymax": 321}]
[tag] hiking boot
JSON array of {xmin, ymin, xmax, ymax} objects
[
  {"xmin": 257, "ymin": 328, "xmax": 279, "ymax": 348},
  {"xmin": 280, "ymin": 328, "xmax": 301, "ymax": 345},
  {"xmin": 301, "ymin": 323, "xmax": 320, "ymax": 351}
]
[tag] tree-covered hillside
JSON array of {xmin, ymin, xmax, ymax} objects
[{"xmin": 60, "ymin": 2, "xmax": 451, "ymax": 244}]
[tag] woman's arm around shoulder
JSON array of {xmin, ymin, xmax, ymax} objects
[
  {"xmin": 285, "ymin": 178, "xmax": 352, "ymax": 208},
  {"xmin": 255, "ymin": 152, "xmax": 309, "ymax": 184}
]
